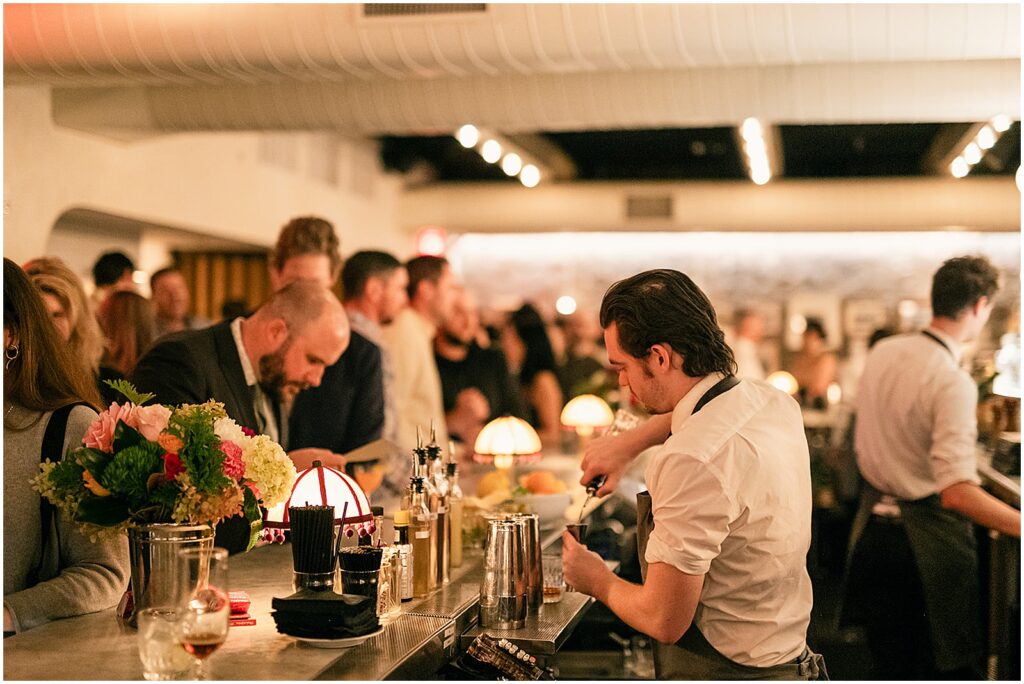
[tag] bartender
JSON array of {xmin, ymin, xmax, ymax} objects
[
  {"xmin": 562, "ymin": 269, "xmax": 825, "ymax": 680},
  {"xmin": 842, "ymin": 255, "xmax": 1021, "ymax": 679}
]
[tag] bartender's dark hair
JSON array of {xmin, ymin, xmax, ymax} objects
[
  {"xmin": 931, "ymin": 255, "xmax": 1000, "ymax": 319},
  {"xmin": 600, "ymin": 269, "xmax": 736, "ymax": 378}
]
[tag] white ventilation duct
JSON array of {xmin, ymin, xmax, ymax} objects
[
  {"xmin": 51, "ymin": 60, "xmax": 1021, "ymax": 135},
  {"xmin": 7, "ymin": 4, "xmax": 1021, "ymax": 134},
  {"xmin": 5, "ymin": 4, "xmax": 1019, "ymax": 85}
]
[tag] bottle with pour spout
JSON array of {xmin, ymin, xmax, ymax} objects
[
  {"xmin": 426, "ymin": 426, "xmax": 450, "ymax": 584},
  {"xmin": 447, "ymin": 441, "xmax": 464, "ymax": 569}
]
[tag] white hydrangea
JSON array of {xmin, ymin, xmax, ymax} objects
[
  {"xmin": 241, "ymin": 434, "xmax": 296, "ymax": 509},
  {"xmin": 214, "ymin": 417, "xmax": 249, "ymax": 449}
]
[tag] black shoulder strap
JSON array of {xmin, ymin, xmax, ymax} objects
[
  {"xmin": 692, "ymin": 375, "xmax": 741, "ymax": 415},
  {"xmin": 28, "ymin": 403, "xmax": 85, "ymax": 586},
  {"xmin": 921, "ymin": 329, "xmax": 954, "ymax": 358}
]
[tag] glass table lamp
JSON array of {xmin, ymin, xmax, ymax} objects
[
  {"xmin": 560, "ymin": 394, "xmax": 615, "ymax": 439},
  {"xmin": 262, "ymin": 460, "xmax": 373, "ymax": 542},
  {"xmin": 473, "ymin": 416, "xmax": 542, "ymax": 483}
]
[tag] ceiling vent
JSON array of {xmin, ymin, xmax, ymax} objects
[
  {"xmin": 363, "ymin": 4, "xmax": 486, "ymax": 17},
  {"xmin": 626, "ymin": 195, "xmax": 674, "ymax": 220}
]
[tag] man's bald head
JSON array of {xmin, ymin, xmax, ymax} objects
[{"xmin": 250, "ymin": 280, "xmax": 350, "ymax": 402}]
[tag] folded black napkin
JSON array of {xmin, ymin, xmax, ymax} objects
[{"xmin": 271, "ymin": 588, "xmax": 379, "ymax": 639}]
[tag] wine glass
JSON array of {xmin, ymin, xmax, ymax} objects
[{"xmin": 176, "ymin": 547, "xmax": 229, "ymax": 680}]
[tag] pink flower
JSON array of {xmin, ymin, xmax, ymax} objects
[
  {"xmin": 83, "ymin": 402, "xmax": 136, "ymax": 453},
  {"xmin": 220, "ymin": 441, "xmax": 245, "ymax": 480},
  {"xmin": 164, "ymin": 453, "xmax": 184, "ymax": 481},
  {"xmin": 240, "ymin": 426, "xmax": 256, "ymax": 437},
  {"xmin": 134, "ymin": 404, "xmax": 171, "ymax": 442}
]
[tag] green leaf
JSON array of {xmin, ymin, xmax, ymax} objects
[
  {"xmin": 74, "ymin": 447, "xmax": 111, "ymax": 477},
  {"xmin": 246, "ymin": 519, "xmax": 263, "ymax": 552},
  {"xmin": 103, "ymin": 379, "xmax": 156, "ymax": 406},
  {"xmin": 112, "ymin": 421, "xmax": 144, "ymax": 452},
  {"xmin": 49, "ymin": 459, "xmax": 85, "ymax": 494},
  {"xmin": 241, "ymin": 484, "xmax": 260, "ymax": 523},
  {"xmin": 76, "ymin": 496, "xmax": 131, "ymax": 527}
]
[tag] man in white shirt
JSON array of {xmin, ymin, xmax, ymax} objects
[
  {"xmin": 380, "ymin": 255, "xmax": 456, "ymax": 453},
  {"xmin": 843, "ymin": 255, "xmax": 1020, "ymax": 679},
  {"xmin": 563, "ymin": 269, "xmax": 822, "ymax": 679}
]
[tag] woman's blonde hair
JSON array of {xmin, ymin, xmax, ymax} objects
[{"xmin": 23, "ymin": 256, "xmax": 105, "ymax": 373}]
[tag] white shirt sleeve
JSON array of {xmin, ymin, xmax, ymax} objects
[
  {"xmin": 645, "ymin": 451, "xmax": 734, "ymax": 576},
  {"xmin": 929, "ymin": 373, "xmax": 982, "ymax": 491}
]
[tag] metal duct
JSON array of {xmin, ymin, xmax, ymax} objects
[
  {"xmin": 6, "ymin": 4, "xmax": 1019, "ymax": 86},
  {"xmin": 52, "ymin": 60, "xmax": 1020, "ymax": 136}
]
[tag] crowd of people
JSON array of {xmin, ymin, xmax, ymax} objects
[{"xmin": 3, "ymin": 216, "xmax": 1019, "ymax": 681}]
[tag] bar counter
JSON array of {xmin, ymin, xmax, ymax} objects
[{"xmin": 4, "ymin": 529, "xmax": 595, "ymax": 680}]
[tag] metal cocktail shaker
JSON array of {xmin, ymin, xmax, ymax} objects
[
  {"xmin": 479, "ymin": 519, "xmax": 528, "ymax": 629},
  {"xmin": 508, "ymin": 513, "xmax": 543, "ymax": 613}
]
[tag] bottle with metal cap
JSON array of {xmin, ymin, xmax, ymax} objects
[
  {"xmin": 392, "ymin": 510, "xmax": 414, "ymax": 602},
  {"xmin": 426, "ymin": 427, "xmax": 450, "ymax": 585},
  {"xmin": 447, "ymin": 456, "xmax": 464, "ymax": 569}
]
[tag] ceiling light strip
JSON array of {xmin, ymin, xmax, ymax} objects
[
  {"xmin": 740, "ymin": 117, "xmax": 772, "ymax": 185},
  {"xmin": 950, "ymin": 115, "xmax": 1013, "ymax": 178},
  {"xmin": 453, "ymin": 123, "xmax": 546, "ymax": 187}
]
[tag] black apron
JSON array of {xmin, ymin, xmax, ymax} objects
[
  {"xmin": 838, "ymin": 329, "xmax": 983, "ymax": 673},
  {"xmin": 636, "ymin": 376, "xmax": 827, "ymax": 680}
]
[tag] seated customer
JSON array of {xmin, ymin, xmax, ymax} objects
[
  {"xmin": 150, "ymin": 266, "xmax": 210, "ymax": 338},
  {"xmin": 436, "ymin": 287, "xmax": 525, "ymax": 448},
  {"xmin": 96, "ymin": 291, "xmax": 156, "ymax": 406},
  {"xmin": 499, "ymin": 304, "xmax": 565, "ymax": 447},
  {"xmin": 3, "ymin": 258, "xmax": 129, "ymax": 634},
  {"xmin": 131, "ymin": 281, "xmax": 350, "ymax": 553},
  {"xmin": 23, "ymin": 256, "xmax": 107, "ymax": 404}
]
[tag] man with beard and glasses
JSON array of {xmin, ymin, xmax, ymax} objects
[
  {"xmin": 435, "ymin": 286, "xmax": 525, "ymax": 449},
  {"xmin": 131, "ymin": 280, "xmax": 349, "ymax": 553}
]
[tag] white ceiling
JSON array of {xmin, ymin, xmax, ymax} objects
[{"xmin": 5, "ymin": 3, "xmax": 1021, "ymax": 134}]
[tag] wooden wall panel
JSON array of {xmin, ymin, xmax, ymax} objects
[{"xmin": 172, "ymin": 250, "xmax": 269, "ymax": 322}]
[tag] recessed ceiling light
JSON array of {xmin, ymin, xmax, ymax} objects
[
  {"xmin": 456, "ymin": 124, "xmax": 479, "ymax": 148},
  {"xmin": 555, "ymin": 295, "xmax": 577, "ymax": 316},
  {"xmin": 519, "ymin": 164, "xmax": 540, "ymax": 188},
  {"xmin": 950, "ymin": 156, "xmax": 969, "ymax": 178},
  {"xmin": 501, "ymin": 153, "xmax": 522, "ymax": 176},
  {"xmin": 481, "ymin": 140, "xmax": 502, "ymax": 164},
  {"xmin": 741, "ymin": 118, "xmax": 762, "ymax": 143},
  {"xmin": 977, "ymin": 125, "xmax": 996, "ymax": 150},
  {"xmin": 964, "ymin": 143, "xmax": 982, "ymax": 165}
]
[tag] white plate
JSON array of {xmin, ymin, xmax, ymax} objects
[{"xmin": 292, "ymin": 626, "xmax": 384, "ymax": 649}]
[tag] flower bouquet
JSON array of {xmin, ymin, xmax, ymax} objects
[{"xmin": 33, "ymin": 380, "xmax": 296, "ymax": 551}]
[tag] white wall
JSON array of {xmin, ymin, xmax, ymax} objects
[{"xmin": 3, "ymin": 85, "xmax": 409, "ymax": 266}]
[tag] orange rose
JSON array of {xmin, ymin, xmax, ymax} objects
[
  {"xmin": 158, "ymin": 433, "xmax": 184, "ymax": 453},
  {"xmin": 83, "ymin": 470, "xmax": 110, "ymax": 497}
]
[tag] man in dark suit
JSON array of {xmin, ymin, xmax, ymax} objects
[
  {"xmin": 263, "ymin": 216, "xmax": 387, "ymax": 456},
  {"xmin": 132, "ymin": 280, "xmax": 350, "ymax": 552}
]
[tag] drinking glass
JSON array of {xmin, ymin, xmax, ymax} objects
[
  {"xmin": 542, "ymin": 553, "xmax": 563, "ymax": 604},
  {"xmin": 137, "ymin": 608, "xmax": 194, "ymax": 680},
  {"xmin": 176, "ymin": 547, "xmax": 229, "ymax": 680}
]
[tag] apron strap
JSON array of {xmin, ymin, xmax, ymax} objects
[{"xmin": 692, "ymin": 375, "xmax": 740, "ymax": 415}]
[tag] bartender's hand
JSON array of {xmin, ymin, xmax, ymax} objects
[
  {"xmin": 3, "ymin": 606, "xmax": 13, "ymax": 633},
  {"xmin": 580, "ymin": 413, "xmax": 672, "ymax": 496},
  {"xmin": 562, "ymin": 531, "xmax": 612, "ymax": 600},
  {"xmin": 288, "ymin": 447, "xmax": 346, "ymax": 471}
]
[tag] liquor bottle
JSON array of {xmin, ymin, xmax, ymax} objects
[
  {"xmin": 447, "ymin": 459, "xmax": 464, "ymax": 568},
  {"xmin": 393, "ymin": 510, "xmax": 414, "ymax": 602},
  {"xmin": 409, "ymin": 477, "xmax": 438, "ymax": 597},
  {"xmin": 426, "ymin": 429, "xmax": 450, "ymax": 584}
]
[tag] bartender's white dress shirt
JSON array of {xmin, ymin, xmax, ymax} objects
[
  {"xmin": 379, "ymin": 308, "xmax": 449, "ymax": 451},
  {"xmin": 854, "ymin": 327, "xmax": 981, "ymax": 500},
  {"xmin": 644, "ymin": 373, "xmax": 813, "ymax": 667}
]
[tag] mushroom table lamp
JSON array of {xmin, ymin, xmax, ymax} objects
[
  {"xmin": 262, "ymin": 460, "xmax": 373, "ymax": 543},
  {"xmin": 473, "ymin": 416, "xmax": 542, "ymax": 484},
  {"xmin": 560, "ymin": 393, "xmax": 615, "ymax": 441}
]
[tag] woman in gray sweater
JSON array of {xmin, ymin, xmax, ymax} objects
[{"xmin": 3, "ymin": 258, "xmax": 129, "ymax": 634}]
